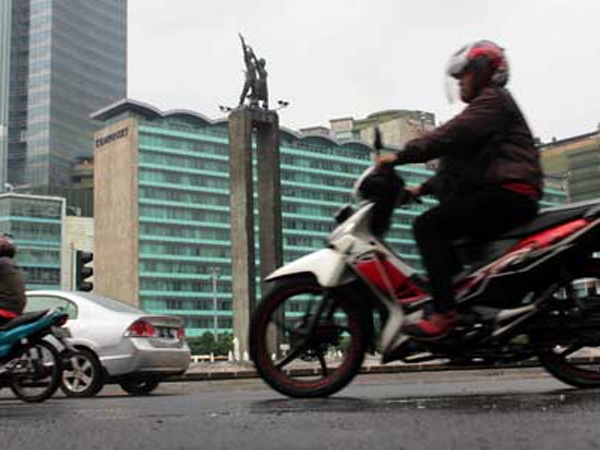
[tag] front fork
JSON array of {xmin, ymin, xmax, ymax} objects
[
  {"xmin": 333, "ymin": 279, "xmax": 404, "ymax": 357},
  {"xmin": 273, "ymin": 292, "xmax": 337, "ymax": 369},
  {"xmin": 340, "ymin": 263, "xmax": 408, "ymax": 357}
]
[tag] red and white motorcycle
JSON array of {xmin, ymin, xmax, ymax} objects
[{"xmin": 250, "ymin": 162, "xmax": 600, "ymax": 398}]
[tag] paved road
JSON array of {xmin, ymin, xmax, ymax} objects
[{"xmin": 1, "ymin": 368, "xmax": 600, "ymax": 450}]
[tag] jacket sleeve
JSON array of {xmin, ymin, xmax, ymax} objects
[
  {"xmin": 396, "ymin": 88, "xmax": 509, "ymax": 164},
  {"xmin": 420, "ymin": 174, "xmax": 441, "ymax": 195}
]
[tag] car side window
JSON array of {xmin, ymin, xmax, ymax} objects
[{"xmin": 25, "ymin": 296, "xmax": 78, "ymax": 320}]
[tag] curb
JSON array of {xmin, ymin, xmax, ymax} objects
[{"xmin": 168, "ymin": 359, "xmax": 544, "ymax": 382}]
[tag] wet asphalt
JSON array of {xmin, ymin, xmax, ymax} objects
[{"xmin": 1, "ymin": 368, "xmax": 599, "ymax": 450}]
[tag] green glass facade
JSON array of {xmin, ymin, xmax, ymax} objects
[
  {"xmin": 93, "ymin": 101, "xmax": 566, "ymax": 337},
  {"xmin": 540, "ymin": 185, "xmax": 568, "ymax": 208},
  {"xmin": 0, "ymin": 193, "xmax": 63, "ymax": 290},
  {"xmin": 136, "ymin": 120, "xmax": 233, "ymax": 336}
]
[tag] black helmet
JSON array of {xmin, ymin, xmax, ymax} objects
[{"xmin": 0, "ymin": 234, "xmax": 15, "ymax": 258}]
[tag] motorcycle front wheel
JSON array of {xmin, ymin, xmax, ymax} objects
[
  {"xmin": 9, "ymin": 339, "xmax": 62, "ymax": 403},
  {"xmin": 250, "ymin": 275, "xmax": 368, "ymax": 398}
]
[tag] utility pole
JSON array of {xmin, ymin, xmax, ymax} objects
[
  {"xmin": 69, "ymin": 243, "xmax": 75, "ymax": 290},
  {"xmin": 211, "ymin": 267, "xmax": 221, "ymax": 342}
]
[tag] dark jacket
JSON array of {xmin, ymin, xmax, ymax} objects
[
  {"xmin": 396, "ymin": 87, "xmax": 544, "ymax": 202},
  {"xmin": 0, "ymin": 257, "xmax": 26, "ymax": 316}
]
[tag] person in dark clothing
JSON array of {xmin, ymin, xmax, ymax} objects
[
  {"xmin": 376, "ymin": 40, "xmax": 543, "ymax": 339},
  {"xmin": 0, "ymin": 235, "xmax": 26, "ymax": 326}
]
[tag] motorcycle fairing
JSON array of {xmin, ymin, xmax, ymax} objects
[
  {"xmin": 264, "ymin": 248, "xmax": 355, "ymax": 287},
  {"xmin": 0, "ymin": 311, "xmax": 47, "ymax": 331},
  {"xmin": 0, "ymin": 310, "xmax": 60, "ymax": 358}
]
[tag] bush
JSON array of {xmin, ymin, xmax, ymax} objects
[{"xmin": 187, "ymin": 332, "xmax": 233, "ymax": 356}]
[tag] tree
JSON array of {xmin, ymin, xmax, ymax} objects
[{"xmin": 187, "ymin": 332, "xmax": 233, "ymax": 356}]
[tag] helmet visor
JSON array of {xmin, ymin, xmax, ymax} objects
[
  {"xmin": 444, "ymin": 75, "xmax": 462, "ymax": 104},
  {"xmin": 444, "ymin": 44, "xmax": 471, "ymax": 104},
  {"xmin": 446, "ymin": 44, "xmax": 471, "ymax": 79}
]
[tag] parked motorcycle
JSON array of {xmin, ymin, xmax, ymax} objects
[
  {"xmin": 250, "ymin": 161, "xmax": 600, "ymax": 398},
  {"xmin": 0, "ymin": 309, "xmax": 73, "ymax": 402}
]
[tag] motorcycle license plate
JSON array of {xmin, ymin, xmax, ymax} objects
[{"xmin": 52, "ymin": 326, "xmax": 72, "ymax": 338}]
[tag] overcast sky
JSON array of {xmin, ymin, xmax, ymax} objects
[{"xmin": 128, "ymin": 0, "xmax": 600, "ymax": 143}]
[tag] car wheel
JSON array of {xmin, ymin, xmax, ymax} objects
[
  {"xmin": 119, "ymin": 377, "xmax": 161, "ymax": 396},
  {"xmin": 61, "ymin": 348, "xmax": 104, "ymax": 398}
]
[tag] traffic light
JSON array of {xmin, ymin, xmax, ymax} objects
[{"xmin": 75, "ymin": 250, "xmax": 93, "ymax": 292}]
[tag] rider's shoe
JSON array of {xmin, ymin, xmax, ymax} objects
[{"xmin": 402, "ymin": 311, "xmax": 458, "ymax": 340}]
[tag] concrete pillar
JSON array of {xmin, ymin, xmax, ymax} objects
[
  {"xmin": 255, "ymin": 113, "xmax": 283, "ymax": 286},
  {"xmin": 228, "ymin": 107, "xmax": 283, "ymax": 358},
  {"xmin": 228, "ymin": 108, "xmax": 257, "ymax": 359}
]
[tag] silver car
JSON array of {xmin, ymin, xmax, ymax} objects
[{"xmin": 25, "ymin": 290, "xmax": 191, "ymax": 397}]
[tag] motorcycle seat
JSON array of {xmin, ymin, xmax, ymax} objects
[
  {"xmin": 450, "ymin": 199, "xmax": 600, "ymax": 274},
  {"xmin": 496, "ymin": 198, "xmax": 600, "ymax": 241},
  {"xmin": 454, "ymin": 198, "xmax": 600, "ymax": 249},
  {"xmin": 0, "ymin": 310, "xmax": 49, "ymax": 332}
]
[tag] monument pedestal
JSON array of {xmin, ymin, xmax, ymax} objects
[{"xmin": 228, "ymin": 107, "xmax": 283, "ymax": 359}]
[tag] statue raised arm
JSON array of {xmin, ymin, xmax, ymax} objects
[{"xmin": 238, "ymin": 33, "xmax": 257, "ymax": 106}]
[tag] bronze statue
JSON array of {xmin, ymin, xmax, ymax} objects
[
  {"xmin": 238, "ymin": 34, "xmax": 269, "ymax": 109},
  {"xmin": 238, "ymin": 34, "xmax": 256, "ymax": 107},
  {"xmin": 251, "ymin": 53, "xmax": 268, "ymax": 109}
]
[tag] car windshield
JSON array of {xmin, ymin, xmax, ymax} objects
[{"xmin": 77, "ymin": 292, "xmax": 143, "ymax": 314}]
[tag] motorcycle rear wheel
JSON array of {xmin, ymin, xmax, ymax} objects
[
  {"xmin": 537, "ymin": 345, "xmax": 600, "ymax": 388},
  {"xmin": 536, "ymin": 265, "xmax": 600, "ymax": 388},
  {"xmin": 250, "ymin": 275, "xmax": 368, "ymax": 398},
  {"xmin": 9, "ymin": 340, "xmax": 62, "ymax": 403}
]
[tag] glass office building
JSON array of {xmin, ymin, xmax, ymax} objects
[
  {"xmin": 0, "ymin": 1, "xmax": 11, "ymax": 189},
  {"xmin": 92, "ymin": 101, "xmax": 440, "ymax": 336},
  {"xmin": 0, "ymin": 0, "xmax": 126, "ymax": 190},
  {"xmin": 0, "ymin": 193, "xmax": 64, "ymax": 290},
  {"xmin": 92, "ymin": 100, "xmax": 566, "ymax": 337}
]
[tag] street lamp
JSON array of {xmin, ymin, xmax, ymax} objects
[
  {"xmin": 211, "ymin": 267, "xmax": 221, "ymax": 342},
  {"xmin": 275, "ymin": 100, "xmax": 290, "ymax": 111}
]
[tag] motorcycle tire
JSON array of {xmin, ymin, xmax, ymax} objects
[
  {"xmin": 537, "ymin": 348, "xmax": 600, "ymax": 388},
  {"xmin": 536, "ymin": 264, "xmax": 600, "ymax": 388},
  {"xmin": 249, "ymin": 275, "xmax": 368, "ymax": 398},
  {"xmin": 9, "ymin": 339, "xmax": 62, "ymax": 403}
]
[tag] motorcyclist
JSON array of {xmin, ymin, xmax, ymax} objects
[
  {"xmin": 376, "ymin": 40, "xmax": 543, "ymax": 339},
  {"xmin": 0, "ymin": 235, "xmax": 26, "ymax": 326}
]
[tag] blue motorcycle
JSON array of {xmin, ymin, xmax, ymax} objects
[{"xmin": 0, "ymin": 308, "xmax": 73, "ymax": 402}]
